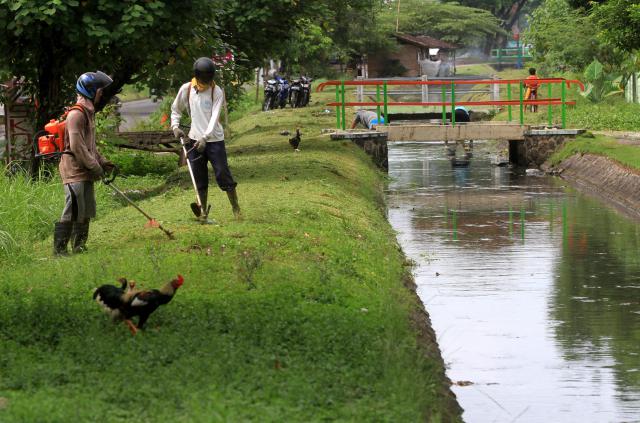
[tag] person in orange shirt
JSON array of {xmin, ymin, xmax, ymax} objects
[{"xmin": 524, "ymin": 67, "xmax": 540, "ymax": 112}]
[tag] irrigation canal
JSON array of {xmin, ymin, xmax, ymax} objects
[{"xmin": 386, "ymin": 142, "xmax": 640, "ymax": 422}]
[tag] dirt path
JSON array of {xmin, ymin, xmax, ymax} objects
[{"xmin": 592, "ymin": 130, "xmax": 640, "ymax": 145}]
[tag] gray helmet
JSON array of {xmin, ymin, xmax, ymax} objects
[
  {"xmin": 193, "ymin": 57, "xmax": 216, "ymax": 84},
  {"xmin": 76, "ymin": 71, "xmax": 113, "ymax": 99}
]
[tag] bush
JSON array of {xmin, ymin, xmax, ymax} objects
[{"xmin": 103, "ymin": 147, "xmax": 178, "ymax": 177}]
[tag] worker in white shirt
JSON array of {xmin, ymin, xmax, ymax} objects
[{"xmin": 171, "ymin": 57, "xmax": 241, "ymax": 220}]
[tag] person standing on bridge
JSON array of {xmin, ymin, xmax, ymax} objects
[
  {"xmin": 54, "ymin": 71, "xmax": 116, "ymax": 256},
  {"xmin": 524, "ymin": 67, "xmax": 540, "ymax": 112},
  {"xmin": 171, "ymin": 57, "xmax": 241, "ymax": 221}
]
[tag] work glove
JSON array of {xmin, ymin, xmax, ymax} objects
[
  {"xmin": 102, "ymin": 161, "xmax": 116, "ymax": 176},
  {"xmin": 173, "ymin": 127, "xmax": 186, "ymax": 140},
  {"xmin": 195, "ymin": 137, "xmax": 207, "ymax": 153},
  {"xmin": 90, "ymin": 165, "xmax": 104, "ymax": 179}
]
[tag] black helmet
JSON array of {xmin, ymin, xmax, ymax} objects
[
  {"xmin": 76, "ymin": 71, "xmax": 113, "ymax": 99},
  {"xmin": 193, "ymin": 57, "xmax": 216, "ymax": 84}
]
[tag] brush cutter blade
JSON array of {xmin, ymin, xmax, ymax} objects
[{"xmin": 145, "ymin": 219, "xmax": 160, "ymax": 229}]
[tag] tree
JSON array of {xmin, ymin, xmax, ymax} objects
[
  {"xmin": 275, "ymin": 0, "xmax": 393, "ymax": 75},
  {"xmin": 0, "ymin": 1, "xmax": 228, "ymax": 131},
  {"xmin": 524, "ymin": 0, "xmax": 600, "ymax": 71},
  {"xmin": 443, "ymin": 0, "xmax": 541, "ymax": 51},
  {"xmin": 591, "ymin": 0, "xmax": 640, "ymax": 54},
  {"xmin": 384, "ymin": 0, "xmax": 504, "ymax": 46}
]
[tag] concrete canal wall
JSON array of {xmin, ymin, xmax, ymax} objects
[{"xmin": 545, "ymin": 153, "xmax": 640, "ymax": 221}]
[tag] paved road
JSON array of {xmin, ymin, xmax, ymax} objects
[{"xmin": 119, "ymin": 98, "xmax": 161, "ymax": 131}]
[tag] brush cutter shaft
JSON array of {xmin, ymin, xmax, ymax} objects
[
  {"xmin": 107, "ymin": 182, "xmax": 154, "ymax": 220},
  {"xmin": 104, "ymin": 176, "xmax": 174, "ymax": 239},
  {"xmin": 179, "ymin": 137, "xmax": 205, "ymax": 214}
]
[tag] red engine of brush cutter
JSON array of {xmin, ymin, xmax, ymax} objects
[
  {"xmin": 37, "ymin": 119, "xmax": 65, "ymax": 155},
  {"xmin": 34, "ymin": 104, "xmax": 86, "ymax": 158}
]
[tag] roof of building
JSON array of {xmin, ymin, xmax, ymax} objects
[{"xmin": 394, "ymin": 33, "xmax": 458, "ymax": 50}]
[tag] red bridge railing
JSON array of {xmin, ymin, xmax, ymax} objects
[{"xmin": 316, "ymin": 78, "xmax": 585, "ymax": 129}]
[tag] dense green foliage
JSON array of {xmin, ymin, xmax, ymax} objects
[
  {"xmin": 0, "ymin": 0, "xmax": 213, "ymax": 127},
  {"xmin": 591, "ymin": 0, "xmax": 640, "ymax": 54},
  {"xmin": 525, "ymin": 0, "xmax": 599, "ymax": 71},
  {"xmin": 580, "ymin": 59, "xmax": 623, "ymax": 103},
  {"xmin": 0, "ymin": 88, "xmax": 458, "ymax": 421},
  {"xmin": 565, "ymin": 98, "xmax": 640, "ymax": 131}
]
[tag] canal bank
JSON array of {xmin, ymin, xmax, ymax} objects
[{"xmin": 544, "ymin": 133, "xmax": 640, "ymax": 221}]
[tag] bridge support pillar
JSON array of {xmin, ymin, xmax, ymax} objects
[
  {"xmin": 508, "ymin": 139, "xmax": 524, "ymax": 166},
  {"xmin": 509, "ymin": 129, "xmax": 584, "ymax": 167},
  {"xmin": 330, "ymin": 131, "xmax": 388, "ymax": 170}
]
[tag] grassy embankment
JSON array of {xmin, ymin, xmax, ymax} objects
[
  {"xmin": 548, "ymin": 132, "xmax": 640, "ymax": 169},
  {"xmin": 0, "ymin": 86, "xmax": 458, "ymax": 421}
]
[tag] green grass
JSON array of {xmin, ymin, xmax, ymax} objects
[
  {"xmin": 549, "ymin": 133, "xmax": 640, "ymax": 169},
  {"xmin": 455, "ymin": 63, "xmax": 496, "ymax": 76},
  {"xmin": 0, "ymin": 88, "xmax": 457, "ymax": 421}
]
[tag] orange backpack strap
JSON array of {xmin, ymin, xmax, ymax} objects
[
  {"xmin": 62, "ymin": 104, "xmax": 90, "ymax": 149},
  {"xmin": 66, "ymin": 103, "xmax": 89, "ymax": 121}
]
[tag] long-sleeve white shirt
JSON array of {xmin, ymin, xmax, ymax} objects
[{"xmin": 170, "ymin": 82, "xmax": 225, "ymax": 142}]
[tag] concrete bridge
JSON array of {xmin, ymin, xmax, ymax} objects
[{"xmin": 330, "ymin": 123, "xmax": 585, "ymax": 169}]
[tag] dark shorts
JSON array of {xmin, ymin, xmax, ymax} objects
[
  {"xmin": 187, "ymin": 140, "xmax": 237, "ymax": 192},
  {"xmin": 61, "ymin": 181, "xmax": 96, "ymax": 222}
]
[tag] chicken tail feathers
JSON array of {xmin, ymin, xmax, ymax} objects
[{"xmin": 93, "ymin": 284, "xmax": 127, "ymax": 320}]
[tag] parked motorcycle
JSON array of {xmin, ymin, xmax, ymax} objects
[
  {"xmin": 289, "ymin": 78, "xmax": 303, "ymax": 108},
  {"xmin": 300, "ymin": 76, "xmax": 312, "ymax": 107},
  {"xmin": 275, "ymin": 76, "xmax": 289, "ymax": 109},
  {"xmin": 262, "ymin": 78, "xmax": 278, "ymax": 111}
]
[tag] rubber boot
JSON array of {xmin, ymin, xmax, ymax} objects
[
  {"xmin": 198, "ymin": 189, "xmax": 208, "ymax": 216},
  {"xmin": 71, "ymin": 220, "xmax": 90, "ymax": 253},
  {"xmin": 53, "ymin": 222, "xmax": 73, "ymax": 256},
  {"xmin": 226, "ymin": 189, "xmax": 242, "ymax": 220},
  {"xmin": 197, "ymin": 189, "xmax": 215, "ymax": 225}
]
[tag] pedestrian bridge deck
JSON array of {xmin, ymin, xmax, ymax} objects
[{"xmin": 329, "ymin": 124, "xmax": 584, "ymax": 142}]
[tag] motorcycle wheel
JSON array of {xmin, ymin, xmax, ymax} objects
[
  {"xmin": 262, "ymin": 95, "xmax": 271, "ymax": 111},
  {"xmin": 289, "ymin": 91, "xmax": 297, "ymax": 108}
]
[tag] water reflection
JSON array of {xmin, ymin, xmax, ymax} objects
[{"xmin": 386, "ymin": 143, "xmax": 640, "ymax": 422}]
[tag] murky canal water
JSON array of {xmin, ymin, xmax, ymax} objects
[{"xmin": 386, "ymin": 143, "xmax": 640, "ymax": 422}]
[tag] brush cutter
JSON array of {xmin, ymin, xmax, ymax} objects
[
  {"xmin": 102, "ymin": 168, "xmax": 174, "ymax": 239},
  {"xmin": 179, "ymin": 136, "xmax": 214, "ymax": 224}
]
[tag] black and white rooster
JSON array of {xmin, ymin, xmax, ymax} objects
[{"xmin": 93, "ymin": 275, "xmax": 184, "ymax": 335}]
